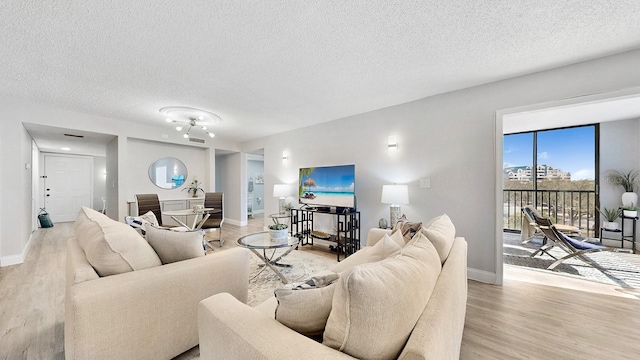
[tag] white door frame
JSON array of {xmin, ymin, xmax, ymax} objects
[{"xmin": 494, "ymin": 86, "xmax": 640, "ymax": 286}]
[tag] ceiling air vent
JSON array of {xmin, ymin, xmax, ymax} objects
[
  {"xmin": 188, "ymin": 137, "xmax": 205, "ymax": 144},
  {"xmin": 64, "ymin": 133, "xmax": 85, "ymax": 138}
]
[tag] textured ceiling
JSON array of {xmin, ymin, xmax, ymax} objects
[{"xmin": 2, "ymin": 1, "xmax": 640, "ymax": 142}]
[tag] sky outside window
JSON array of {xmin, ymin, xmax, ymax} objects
[{"xmin": 504, "ymin": 126, "xmax": 595, "ymax": 181}]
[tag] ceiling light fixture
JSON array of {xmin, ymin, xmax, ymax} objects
[{"xmin": 159, "ymin": 106, "xmax": 221, "ymax": 139}]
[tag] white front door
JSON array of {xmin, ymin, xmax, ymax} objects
[{"xmin": 44, "ymin": 155, "xmax": 93, "ymax": 223}]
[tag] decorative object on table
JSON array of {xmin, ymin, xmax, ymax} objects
[
  {"xmin": 381, "ymin": 184, "xmax": 409, "ymax": 226},
  {"xmin": 255, "ymin": 173, "xmax": 264, "ymax": 184},
  {"xmin": 160, "ymin": 106, "xmax": 219, "ymax": 139},
  {"xmin": 269, "ymin": 223, "xmax": 289, "ymax": 241},
  {"xmin": 183, "ymin": 177, "xmax": 204, "ymax": 197},
  {"xmin": 283, "ymin": 202, "xmax": 294, "ymax": 213},
  {"xmin": 378, "ymin": 218, "xmax": 388, "ymax": 229},
  {"xmin": 192, "ymin": 204, "xmax": 204, "ymax": 212},
  {"xmin": 596, "ymin": 207, "xmax": 621, "ymax": 230},
  {"xmin": 609, "ymin": 169, "xmax": 639, "ymax": 206},
  {"xmin": 273, "ymin": 184, "xmax": 291, "ymax": 214}
]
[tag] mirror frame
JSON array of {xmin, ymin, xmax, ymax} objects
[{"xmin": 148, "ymin": 157, "xmax": 188, "ymax": 189}]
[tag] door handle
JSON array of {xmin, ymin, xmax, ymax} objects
[{"xmin": 46, "ymin": 194, "xmax": 50, "ymax": 197}]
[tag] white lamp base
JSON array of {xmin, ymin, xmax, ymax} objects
[
  {"xmin": 278, "ymin": 197, "xmax": 285, "ymax": 214},
  {"xmin": 390, "ymin": 205, "xmax": 401, "ymax": 227}
]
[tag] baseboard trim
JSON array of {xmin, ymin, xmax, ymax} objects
[
  {"xmin": 225, "ymin": 218, "xmax": 248, "ymax": 227},
  {"xmin": 468, "ymin": 267, "xmax": 496, "ymax": 284},
  {"xmin": 0, "ymin": 232, "xmax": 34, "ymax": 267}
]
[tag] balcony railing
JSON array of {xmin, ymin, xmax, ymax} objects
[{"xmin": 503, "ymin": 189, "xmax": 597, "ymax": 238}]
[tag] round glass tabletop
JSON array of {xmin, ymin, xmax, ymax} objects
[{"xmin": 236, "ymin": 231, "xmax": 298, "ymax": 249}]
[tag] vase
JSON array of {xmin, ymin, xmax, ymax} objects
[
  {"xmin": 623, "ymin": 210, "xmax": 638, "ymax": 218},
  {"xmin": 603, "ymin": 221, "xmax": 619, "ymax": 231},
  {"xmin": 622, "ymin": 192, "xmax": 638, "ymax": 207}
]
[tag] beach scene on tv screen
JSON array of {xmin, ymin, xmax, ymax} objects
[{"xmin": 299, "ymin": 165, "xmax": 355, "ymax": 208}]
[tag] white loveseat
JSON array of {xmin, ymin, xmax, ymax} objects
[
  {"xmin": 65, "ymin": 208, "xmax": 250, "ymax": 360},
  {"xmin": 198, "ymin": 215, "xmax": 468, "ymax": 360}
]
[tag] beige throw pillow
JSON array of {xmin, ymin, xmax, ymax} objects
[
  {"xmin": 420, "ymin": 214, "xmax": 456, "ymax": 263},
  {"xmin": 74, "ymin": 207, "xmax": 161, "ymax": 277},
  {"xmin": 274, "ymin": 271, "xmax": 340, "ymax": 337},
  {"xmin": 391, "ymin": 214, "xmax": 422, "ymax": 243},
  {"xmin": 323, "ymin": 232, "xmax": 442, "ymax": 360},
  {"xmin": 328, "ymin": 233, "xmax": 401, "ymax": 273},
  {"xmin": 144, "ymin": 224, "xmax": 205, "ymax": 264},
  {"xmin": 124, "ymin": 211, "xmax": 159, "ymax": 236}
]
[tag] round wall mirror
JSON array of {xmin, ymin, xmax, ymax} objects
[{"xmin": 148, "ymin": 157, "xmax": 187, "ymax": 189}]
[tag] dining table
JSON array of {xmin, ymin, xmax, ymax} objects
[{"xmin": 162, "ymin": 207, "xmax": 220, "ymax": 231}]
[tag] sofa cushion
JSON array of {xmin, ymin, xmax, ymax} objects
[
  {"xmin": 74, "ymin": 207, "xmax": 161, "ymax": 277},
  {"xmin": 274, "ymin": 271, "xmax": 339, "ymax": 337},
  {"xmin": 328, "ymin": 233, "xmax": 401, "ymax": 273},
  {"xmin": 420, "ymin": 214, "xmax": 456, "ymax": 263},
  {"xmin": 323, "ymin": 232, "xmax": 442, "ymax": 359},
  {"xmin": 144, "ymin": 224, "xmax": 205, "ymax": 264},
  {"xmin": 391, "ymin": 214, "xmax": 422, "ymax": 243}
]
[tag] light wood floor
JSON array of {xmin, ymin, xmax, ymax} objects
[{"xmin": 1, "ymin": 217, "xmax": 639, "ymax": 359}]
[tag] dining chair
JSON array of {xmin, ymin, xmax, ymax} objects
[
  {"xmin": 135, "ymin": 194, "xmax": 163, "ymax": 226},
  {"xmin": 201, "ymin": 192, "xmax": 224, "ymax": 246}
]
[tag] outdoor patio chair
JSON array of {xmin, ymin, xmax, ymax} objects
[
  {"xmin": 531, "ymin": 216, "xmax": 610, "ymax": 270},
  {"xmin": 521, "ymin": 205, "xmax": 582, "ymax": 243}
]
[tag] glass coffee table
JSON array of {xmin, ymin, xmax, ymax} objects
[{"xmin": 236, "ymin": 231, "xmax": 299, "ymax": 284}]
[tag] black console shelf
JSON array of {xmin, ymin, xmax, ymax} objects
[{"xmin": 290, "ymin": 208, "xmax": 360, "ymax": 261}]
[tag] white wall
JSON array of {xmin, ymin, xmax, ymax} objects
[
  {"xmin": 126, "ymin": 138, "xmax": 208, "ymax": 202},
  {"xmin": 0, "ymin": 123, "xmax": 34, "ymax": 266},
  {"xmin": 599, "ymin": 118, "xmax": 640, "ymax": 231},
  {"xmin": 243, "ymin": 49, "xmax": 640, "ymax": 283},
  {"xmin": 93, "ymin": 156, "xmax": 106, "ymax": 212},
  {"xmin": 215, "ymin": 153, "xmax": 245, "ymax": 226}
]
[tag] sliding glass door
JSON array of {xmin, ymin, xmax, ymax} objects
[{"xmin": 503, "ymin": 124, "xmax": 598, "ymax": 237}]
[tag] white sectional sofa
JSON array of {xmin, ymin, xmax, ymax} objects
[{"xmin": 198, "ymin": 214, "xmax": 468, "ymax": 360}]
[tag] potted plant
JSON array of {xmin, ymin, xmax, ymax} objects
[
  {"xmin": 268, "ymin": 223, "xmax": 289, "ymax": 241},
  {"xmin": 283, "ymin": 202, "xmax": 294, "ymax": 213},
  {"xmin": 596, "ymin": 207, "xmax": 621, "ymax": 230},
  {"xmin": 610, "ymin": 170, "xmax": 639, "ymax": 207},
  {"xmin": 182, "ymin": 178, "xmax": 204, "ymax": 198}
]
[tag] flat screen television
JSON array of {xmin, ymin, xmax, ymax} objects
[{"xmin": 299, "ymin": 164, "xmax": 356, "ymax": 209}]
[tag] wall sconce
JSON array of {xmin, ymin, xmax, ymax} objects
[
  {"xmin": 388, "ymin": 136, "xmax": 398, "ymax": 150},
  {"xmin": 282, "ymin": 152, "xmax": 289, "ymax": 160}
]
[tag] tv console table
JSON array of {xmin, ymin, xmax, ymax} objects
[{"xmin": 290, "ymin": 208, "xmax": 360, "ymax": 261}]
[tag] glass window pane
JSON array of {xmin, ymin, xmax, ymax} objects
[{"xmin": 504, "ymin": 133, "xmax": 534, "ymax": 190}]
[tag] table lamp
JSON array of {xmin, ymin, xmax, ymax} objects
[
  {"xmin": 381, "ymin": 184, "xmax": 409, "ymax": 226},
  {"xmin": 273, "ymin": 184, "xmax": 289, "ymax": 214}
]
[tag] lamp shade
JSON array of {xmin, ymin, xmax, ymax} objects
[
  {"xmin": 381, "ymin": 184, "xmax": 409, "ymax": 205},
  {"xmin": 273, "ymin": 184, "xmax": 290, "ymax": 198}
]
